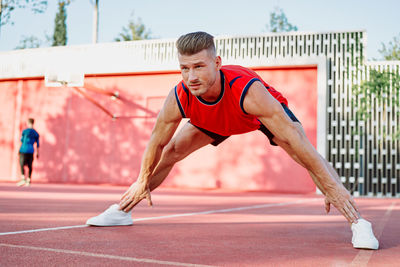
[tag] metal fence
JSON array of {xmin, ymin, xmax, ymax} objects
[{"xmin": 352, "ymin": 62, "xmax": 400, "ymax": 197}]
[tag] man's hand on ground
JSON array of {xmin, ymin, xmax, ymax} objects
[
  {"xmin": 119, "ymin": 181, "xmax": 153, "ymax": 212},
  {"xmin": 325, "ymin": 186, "xmax": 359, "ymax": 224}
]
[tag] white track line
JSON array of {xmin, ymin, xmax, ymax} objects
[
  {"xmin": 350, "ymin": 201, "xmax": 396, "ymax": 267},
  {"xmin": 0, "ymin": 224, "xmax": 87, "ymax": 236},
  {"xmin": 0, "ymin": 198, "xmax": 320, "ymax": 236},
  {"xmin": 0, "ymin": 243, "xmax": 215, "ymax": 267}
]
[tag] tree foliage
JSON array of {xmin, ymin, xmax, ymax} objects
[
  {"xmin": 0, "ymin": 0, "xmax": 47, "ymax": 26},
  {"xmin": 266, "ymin": 7, "xmax": 298, "ymax": 33},
  {"xmin": 379, "ymin": 33, "xmax": 400, "ymax": 60},
  {"xmin": 52, "ymin": 0, "xmax": 68, "ymax": 46},
  {"xmin": 14, "ymin": 31, "xmax": 50, "ymax": 49},
  {"xmin": 15, "ymin": 34, "xmax": 41, "ymax": 49},
  {"xmin": 352, "ymin": 33, "xmax": 400, "ymax": 140},
  {"xmin": 352, "ymin": 69, "xmax": 400, "ymax": 139},
  {"xmin": 115, "ymin": 14, "xmax": 151, "ymax": 41}
]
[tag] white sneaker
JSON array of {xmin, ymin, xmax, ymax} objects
[
  {"xmin": 86, "ymin": 204, "xmax": 133, "ymax": 226},
  {"xmin": 17, "ymin": 179, "xmax": 26, "ymax": 187},
  {"xmin": 24, "ymin": 178, "xmax": 31, "ymax": 187},
  {"xmin": 351, "ymin": 218, "xmax": 379, "ymax": 250}
]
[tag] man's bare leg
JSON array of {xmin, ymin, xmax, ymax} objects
[
  {"xmin": 124, "ymin": 122, "xmax": 214, "ymax": 198},
  {"xmin": 148, "ymin": 122, "xmax": 214, "ymax": 190}
]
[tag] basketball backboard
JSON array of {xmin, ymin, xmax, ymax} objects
[{"xmin": 44, "ymin": 72, "xmax": 84, "ymax": 87}]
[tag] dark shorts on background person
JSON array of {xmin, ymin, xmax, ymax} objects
[
  {"xmin": 191, "ymin": 103, "xmax": 300, "ymax": 146},
  {"xmin": 19, "ymin": 153, "xmax": 34, "ymax": 167}
]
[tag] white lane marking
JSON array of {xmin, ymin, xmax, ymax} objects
[
  {"xmin": 0, "ymin": 198, "xmax": 320, "ymax": 236},
  {"xmin": 0, "ymin": 243, "xmax": 215, "ymax": 267},
  {"xmin": 350, "ymin": 201, "xmax": 396, "ymax": 267},
  {"xmin": 0, "ymin": 224, "xmax": 87, "ymax": 236}
]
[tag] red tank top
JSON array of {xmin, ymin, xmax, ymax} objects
[{"xmin": 174, "ymin": 65, "xmax": 288, "ymax": 136}]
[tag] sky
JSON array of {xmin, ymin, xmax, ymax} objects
[{"xmin": 0, "ymin": 0, "xmax": 399, "ymax": 60}]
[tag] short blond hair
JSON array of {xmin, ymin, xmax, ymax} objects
[{"xmin": 176, "ymin": 31, "xmax": 215, "ymax": 56}]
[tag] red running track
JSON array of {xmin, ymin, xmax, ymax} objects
[{"xmin": 0, "ymin": 183, "xmax": 399, "ymax": 266}]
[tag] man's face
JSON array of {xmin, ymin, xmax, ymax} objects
[{"xmin": 178, "ymin": 49, "xmax": 221, "ymax": 97}]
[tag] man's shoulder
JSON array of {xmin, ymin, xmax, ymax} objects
[
  {"xmin": 221, "ymin": 65, "xmax": 263, "ymax": 89},
  {"xmin": 27, "ymin": 128, "xmax": 39, "ymax": 137},
  {"xmin": 221, "ymin": 65, "xmax": 251, "ymax": 74},
  {"xmin": 221, "ymin": 65, "xmax": 260, "ymax": 80}
]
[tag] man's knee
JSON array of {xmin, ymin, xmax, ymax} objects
[
  {"xmin": 162, "ymin": 123, "xmax": 211, "ymax": 164},
  {"xmin": 163, "ymin": 139, "xmax": 187, "ymax": 163}
]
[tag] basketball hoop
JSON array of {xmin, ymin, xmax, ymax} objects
[{"xmin": 44, "ymin": 72, "xmax": 84, "ymax": 87}]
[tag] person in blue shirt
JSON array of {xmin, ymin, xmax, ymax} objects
[{"xmin": 17, "ymin": 118, "xmax": 40, "ymax": 186}]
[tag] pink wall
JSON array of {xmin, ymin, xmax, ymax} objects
[
  {"xmin": 0, "ymin": 81, "xmax": 18, "ymax": 178},
  {"xmin": 0, "ymin": 66, "xmax": 317, "ymax": 193}
]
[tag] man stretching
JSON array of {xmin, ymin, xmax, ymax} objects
[{"xmin": 87, "ymin": 32, "xmax": 378, "ymax": 250}]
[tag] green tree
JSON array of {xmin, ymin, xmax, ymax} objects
[
  {"xmin": 379, "ymin": 33, "xmax": 400, "ymax": 60},
  {"xmin": 0, "ymin": 0, "xmax": 47, "ymax": 37},
  {"xmin": 115, "ymin": 13, "xmax": 151, "ymax": 41},
  {"xmin": 352, "ymin": 33, "xmax": 400, "ymax": 140},
  {"xmin": 0, "ymin": 0, "xmax": 47, "ymax": 26},
  {"xmin": 352, "ymin": 68, "xmax": 400, "ymax": 140},
  {"xmin": 266, "ymin": 6, "xmax": 298, "ymax": 33},
  {"xmin": 15, "ymin": 34, "xmax": 41, "ymax": 49},
  {"xmin": 52, "ymin": 0, "xmax": 68, "ymax": 46},
  {"xmin": 14, "ymin": 31, "xmax": 50, "ymax": 49}
]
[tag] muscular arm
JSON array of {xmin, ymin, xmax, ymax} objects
[
  {"xmin": 243, "ymin": 81, "xmax": 359, "ymax": 223},
  {"xmin": 119, "ymin": 89, "xmax": 182, "ymax": 211},
  {"xmin": 137, "ymin": 91, "xmax": 182, "ymax": 185}
]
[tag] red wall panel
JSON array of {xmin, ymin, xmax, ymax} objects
[{"xmin": 0, "ymin": 81, "xmax": 18, "ymax": 178}]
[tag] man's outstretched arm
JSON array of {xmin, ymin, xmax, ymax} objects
[
  {"xmin": 243, "ymin": 81, "xmax": 359, "ymax": 223},
  {"xmin": 119, "ymin": 89, "xmax": 182, "ymax": 212}
]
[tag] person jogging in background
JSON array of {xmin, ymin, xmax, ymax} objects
[
  {"xmin": 86, "ymin": 31, "xmax": 379, "ymax": 250},
  {"xmin": 17, "ymin": 118, "xmax": 39, "ymax": 187}
]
